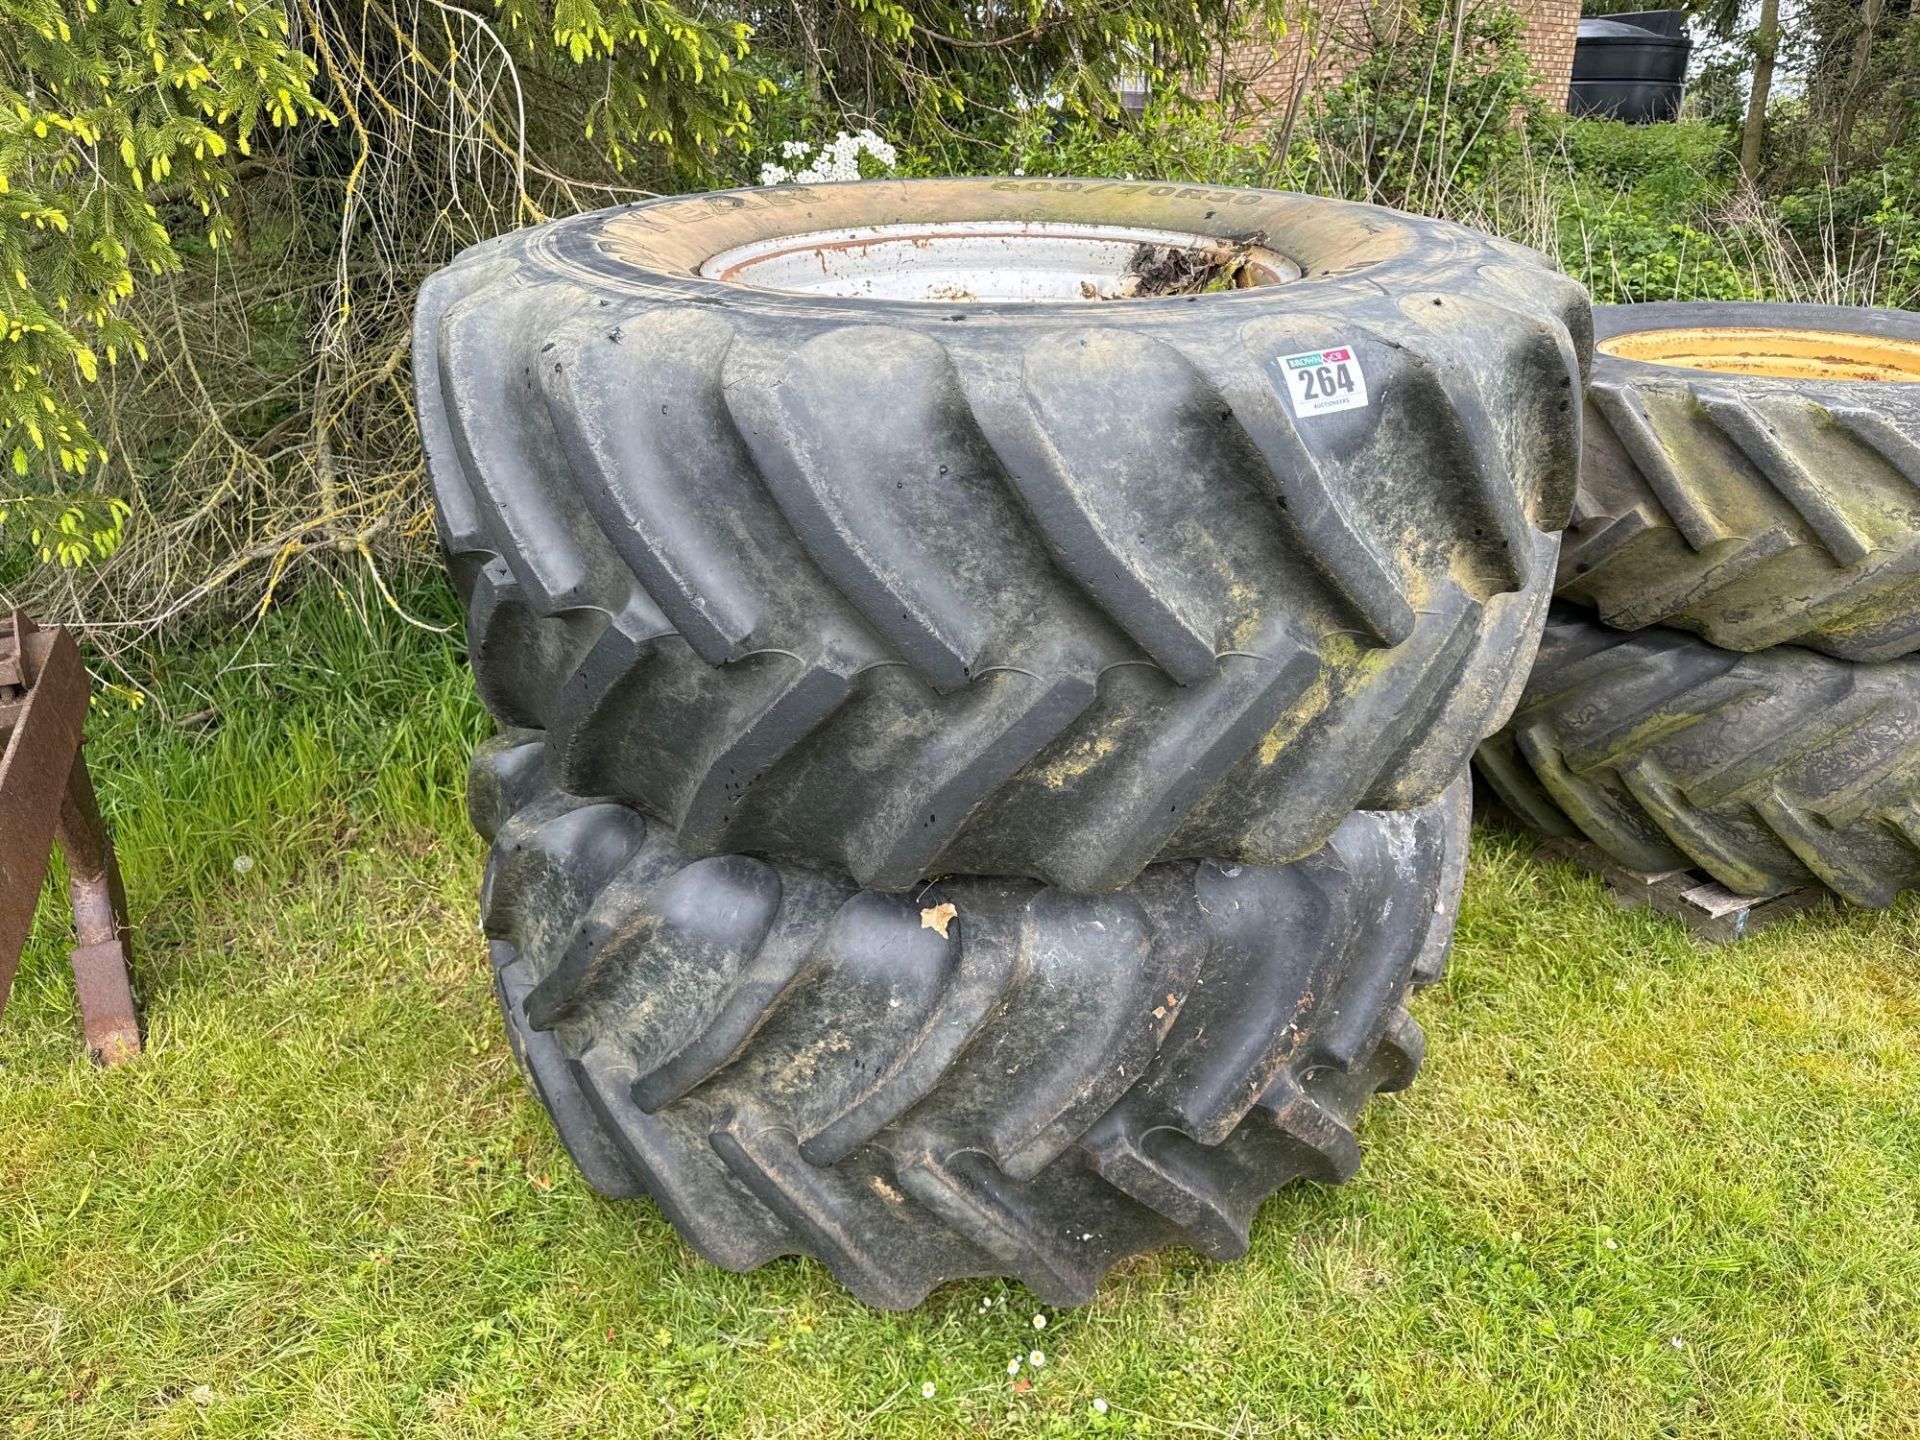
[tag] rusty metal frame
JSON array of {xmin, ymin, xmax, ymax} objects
[{"xmin": 0, "ymin": 611, "xmax": 139, "ymax": 1064}]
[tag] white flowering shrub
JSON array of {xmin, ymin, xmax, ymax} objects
[{"xmin": 758, "ymin": 129, "xmax": 899, "ymax": 185}]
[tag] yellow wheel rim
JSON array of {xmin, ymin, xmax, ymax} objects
[{"xmin": 1597, "ymin": 325, "xmax": 1920, "ymax": 382}]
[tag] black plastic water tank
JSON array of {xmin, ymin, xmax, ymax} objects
[{"xmin": 1568, "ymin": 9, "xmax": 1691, "ymax": 123}]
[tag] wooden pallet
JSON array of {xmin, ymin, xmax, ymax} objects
[{"xmin": 1529, "ymin": 835, "xmax": 1830, "ymax": 945}]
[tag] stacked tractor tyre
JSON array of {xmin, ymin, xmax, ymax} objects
[
  {"xmin": 418, "ymin": 179, "xmax": 1594, "ymax": 1306},
  {"xmin": 1479, "ymin": 301, "xmax": 1920, "ymax": 908}
]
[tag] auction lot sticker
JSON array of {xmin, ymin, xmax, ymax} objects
[{"xmin": 1276, "ymin": 345, "xmax": 1370, "ymax": 418}]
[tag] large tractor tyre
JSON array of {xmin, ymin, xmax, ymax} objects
[
  {"xmin": 1476, "ymin": 606, "xmax": 1920, "ymax": 908},
  {"xmin": 471, "ymin": 730, "xmax": 1470, "ymax": 1309},
  {"xmin": 419, "ymin": 178, "xmax": 1587, "ymax": 893},
  {"xmin": 1560, "ymin": 301, "xmax": 1920, "ymax": 661}
]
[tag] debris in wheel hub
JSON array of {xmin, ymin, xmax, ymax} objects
[{"xmin": 1119, "ymin": 234, "xmax": 1267, "ymax": 297}]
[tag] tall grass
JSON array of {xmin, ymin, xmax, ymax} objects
[{"xmin": 73, "ymin": 572, "xmax": 484, "ymax": 922}]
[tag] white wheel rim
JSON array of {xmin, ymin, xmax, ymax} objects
[{"xmin": 699, "ymin": 219, "xmax": 1299, "ymax": 302}]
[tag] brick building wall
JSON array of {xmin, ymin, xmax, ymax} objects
[
  {"xmin": 1517, "ymin": 0, "xmax": 1581, "ymax": 106},
  {"xmin": 1217, "ymin": 0, "xmax": 1581, "ymax": 117}
]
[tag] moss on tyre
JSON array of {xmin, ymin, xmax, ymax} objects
[
  {"xmin": 471, "ymin": 730, "xmax": 1470, "ymax": 1308},
  {"xmin": 1477, "ymin": 605, "xmax": 1920, "ymax": 907},
  {"xmin": 1561, "ymin": 301, "xmax": 1920, "ymax": 661},
  {"xmin": 419, "ymin": 179, "xmax": 1587, "ymax": 892}
]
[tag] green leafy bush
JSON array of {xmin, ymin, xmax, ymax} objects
[
  {"xmin": 1557, "ymin": 191, "xmax": 1757, "ymax": 303},
  {"xmin": 491, "ymin": 0, "xmax": 761, "ymax": 174},
  {"xmin": 983, "ymin": 98, "xmax": 1272, "ymax": 188},
  {"xmin": 0, "ymin": 1, "xmax": 328, "ymax": 486},
  {"xmin": 736, "ymin": 0, "xmax": 1281, "ymax": 176},
  {"xmin": 1542, "ymin": 119, "xmax": 1755, "ymax": 303},
  {"xmin": 1553, "ymin": 117, "xmax": 1734, "ymax": 201}
]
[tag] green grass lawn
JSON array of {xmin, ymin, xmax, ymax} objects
[{"xmin": 6, "ymin": 582, "xmax": 1920, "ymax": 1438}]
